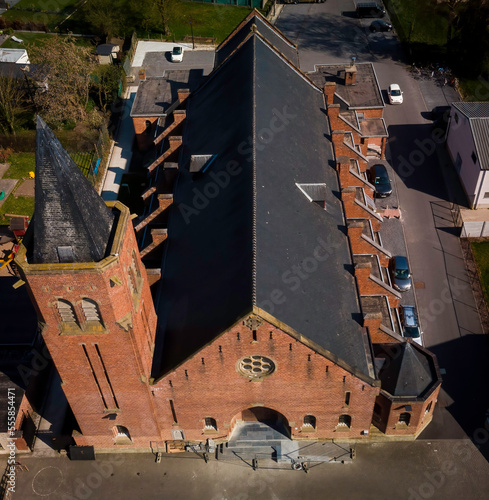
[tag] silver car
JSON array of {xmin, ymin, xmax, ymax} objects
[{"xmin": 389, "ymin": 256, "xmax": 412, "ymax": 292}]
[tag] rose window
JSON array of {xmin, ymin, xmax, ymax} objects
[{"xmin": 237, "ymin": 355, "xmax": 275, "ymax": 379}]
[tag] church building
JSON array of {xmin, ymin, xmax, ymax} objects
[{"xmin": 14, "ymin": 11, "xmax": 441, "ymax": 452}]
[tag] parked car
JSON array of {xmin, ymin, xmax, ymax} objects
[
  {"xmin": 389, "ymin": 256, "xmax": 412, "ymax": 292},
  {"xmin": 369, "ymin": 20, "xmax": 392, "ymax": 32},
  {"xmin": 356, "ymin": 2, "xmax": 386, "ymax": 18},
  {"xmin": 400, "ymin": 305, "xmax": 422, "ymax": 345},
  {"xmin": 171, "ymin": 46, "xmax": 184, "ymax": 63},
  {"xmin": 387, "ymin": 83, "xmax": 403, "ymax": 104},
  {"xmin": 367, "ymin": 163, "xmax": 392, "ymax": 198}
]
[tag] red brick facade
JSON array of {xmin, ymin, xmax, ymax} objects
[{"xmin": 150, "ymin": 314, "xmax": 380, "ymax": 442}]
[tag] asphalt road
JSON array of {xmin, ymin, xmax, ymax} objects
[
  {"xmin": 7, "ymin": 439, "xmax": 489, "ymax": 500},
  {"xmin": 277, "ymin": 1, "xmax": 489, "ymax": 457}
]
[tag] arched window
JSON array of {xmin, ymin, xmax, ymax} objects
[
  {"xmin": 338, "ymin": 415, "xmax": 351, "ymax": 428},
  {"xmin": 57, "ymin": 299, "xmax": 77, "ymax": 324},
  {"xmin": 398, "ymin": 412, "xmax": 411, "ymax": 425},
  {"xmin": 81, "ymin": 298, "xmax": 102, "ymax": 324},
  {"xmin": 204, "ymin": 417, "xmax": 217, "ymax": 431},
  {"xmin": 113, "ymin": 425, "xmax": 131, "ymax": 443},
  {"xmin": 303, "ymin": 415, "xmax": 316, "ymax": 429}
]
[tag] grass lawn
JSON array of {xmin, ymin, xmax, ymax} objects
[
  {"xmin": 2, "ymin": 0, "xmax": 81, "ymax": 30},
  {"xmin": 66, "ymin": 0, "xmax": 255, "ymax": 43},
  {"xmin": 168, "ymin": 2, "xmax": 254, "ymax": 43},
  {"xmin": 0, "ymin": 195, "xmax": 35, "ymax": 223},
  {"xmin": 0, "ymin": 32, "xmax": 93, "ymax": 48},
  {"xmin": 458, "ymin": 77, "xmax": 489, "ymax": 102},
  {"xmin": 471, "ymin": 241, "xmax": 489, "ymax": 306},
  {"xmin": 3, "ymin": 153, "xmax": 35, "ymax": 179},
  {"xmin": 7, "ymin": 0, "xmax": 79, "ymax": 11}
]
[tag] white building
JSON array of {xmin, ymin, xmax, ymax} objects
[
  {"xmin": 0, "ymin": 48, "xmax": 30, "ymax": 64},
  {"xmin": 446, "ymin": 102, "xmax": 489, "ymax": 209}
]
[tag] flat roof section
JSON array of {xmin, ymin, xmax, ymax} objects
[
  {"xmin": 310, "ymin": 62, "xmax": 384, "ymax": 109},
  {"xmin": 131, "ymin": 70, "xmax": 203, "ymax": 117}
]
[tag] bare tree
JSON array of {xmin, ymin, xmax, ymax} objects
[
  {"xmin": 0, "ymin": 72, "xmax": 26, "ymax": 135},
  {"xmin": 29, "ymin": 36, "xmax": 96, "ymax": 128},
  {"xmin": 153, "ymin": 0, "xmax": 176, "ymax": 36}
]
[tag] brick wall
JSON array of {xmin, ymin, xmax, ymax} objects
[
  {"xmin": 21, "ymin": 208, "xmax": 162, "ymax": 449},
  {"xmin": 151, "ymin": 316, "xmax": 380, "ymax": 442},
  {"xmin": 132, "ymin": 116, "xmax": 158, "ymax": 151}
]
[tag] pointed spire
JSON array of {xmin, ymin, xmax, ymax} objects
[{"xmin": 33, "ymin": 116, "xmax": 115, "ymax": 264}]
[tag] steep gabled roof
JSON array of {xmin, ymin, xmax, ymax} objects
[
  {"xmin": 452, "ymin": 102, "xmax": 489, "ymax": 170},
  {"xmin": 215, "ymin": 9, "xmax": 299, "ymax": 68},
  {"xmin": 151, "ymin": 33, "xmax": 372, "ymax": 381},
  {"xmin": 33, "ymin": 116, "xmax": 114, "ymax": 264},
  {"xmin": 374, "ymin": 343, "xmax": 439, "ymax": 398}
]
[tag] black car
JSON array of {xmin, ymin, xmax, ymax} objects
[
  {"xmin": 367, "ymin": 164, "xmax": 392, "ymax": 197},
  {"xmin": 370, "ymin": 20, "xmax": 392, "ymax": 32}
]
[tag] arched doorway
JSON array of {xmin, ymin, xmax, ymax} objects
[{"xmin": 229, "ymin": 407, "xmax": 291, "ymax": 443}]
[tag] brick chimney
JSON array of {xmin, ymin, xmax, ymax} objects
[
  {"xmin": 354, "ymin": 262, "xmax": 372, "ymax": 295},
  {"xmin": 345, "ymin": 66, "xmax": 357, "ymax": 86},
  {"xmin": 363, "ymin": 312, "xmax": 382, "ymax": 336},
  {"xmin": 345, "ymin": 56, "xmax": 357, "ymax": 86},
  {"xmin": 177, "ymin": 88, "xmax": 191, "ymax": 104},
  {"xmin": 331, "ymin": 130, "xmax": 350, "ymax": 158},
  {"xmin": 323, "ymin": 81, "xmax": 336, "ymax": 105},
  {"xmin": 158, "ymin": 193, "xmax": 173, "ymax": 211},
  {"xmin": 168, "ymin": 135, "xmax": 182, "ymax": 149},
  {"xmin": 138, "ymin": 69, "xmax": 146, "ymax": 81},
  {"xmin": 336, "ymin": 156, "xmax": 351, "ymax": 188},
  {"xmin": 347, "ymin": 221, "xmax": 364, "ymax": 252},
  {"xmin": 327, "ymin": 104, "xmax": 341, "ymax": 132}
]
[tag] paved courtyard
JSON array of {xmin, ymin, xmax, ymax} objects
[{"xmin": 5, "ymin": 438, "xmax": 489, "ymax": 499}]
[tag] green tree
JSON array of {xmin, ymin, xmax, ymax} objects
[
  {"xmin": 93, "ymin": 64, "xmax": 123, "ymax": 113},
  {"xmin": 153, "ymin": 0, "xmax": 177, "ymax": 36},
  {"xmin": 85, "ymin": 0, "xmax": 123, "ymax": 40},
  {"xmin": 29, "ymin": 36, "xmax": 96, "ymax": 128}
]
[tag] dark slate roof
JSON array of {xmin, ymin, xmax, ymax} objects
[
  {"xmin": 309, "ymin": 63, "xmax": 384, "ymax": 109},
  {"xmin": 96, "ymin": 44, "xmax": 117, "ymax": 56},
  {"xmin": 33, "ymin": 116, "xmax": 115, "ymax": 264},
  {"xmin": 152, "ymin": 33, "xmax": 372, "ymax": 380},
  {"xmin": 452, "ymin": 103, "xmax": 489, "ymax": 170},
  {"xmin": 374, "ymin": 343, "xmax": 438, "ymax": 398},
  {"xmin": 452, "ymin": 102, "xmax": 489, "ymax": 118},
  {"xmin": 215, "ymin": 11, "xmax": 299, "ymax": 68},
  {"xmin": 131, "ymin": 70, "xmax": 203, "ymax": 117}
]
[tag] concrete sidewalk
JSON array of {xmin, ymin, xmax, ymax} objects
[{"xmin": 101, "ymin": 87, "xmax": 138, "ymax": 202}]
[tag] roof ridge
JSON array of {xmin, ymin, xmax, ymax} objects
[
  {"xmin": 216, "ymin": 10, "xmax": 297, "ymax": 54},
  {"xmin": 252, "ymin": 35, "xmax": 257, "ymax": 306},
  {"xmin": 253, "ymin": 32, "xmax": 319, "ymax": 91}
]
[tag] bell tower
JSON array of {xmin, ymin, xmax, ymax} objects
[{"xmin": 15, "ymin": 117, "xmax": 160, "ymax": 448}]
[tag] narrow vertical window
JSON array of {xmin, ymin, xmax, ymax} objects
[
  {"xmin": 169, "ymin": 400, "xmax": 178, "ymax": 424},
  {"xmin": 345, "ymin": 392, "xmax": 351, "ymax": 406}
]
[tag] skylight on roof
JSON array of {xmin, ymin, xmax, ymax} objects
[
  {"xmin": 296, "ymin": 183, "xmax": 327, "ymax": 202},
  {"xmin": 189, "ymin": 154, "xmax": 218, "ymax": 173}
]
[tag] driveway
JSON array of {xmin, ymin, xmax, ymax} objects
[
  {"xmin": 276, "ymin": 0, "xmax": 402, "ymax": 71},
  {"xmin": 277, "ymin": 1, "xmax": 489, "ymax": 457}
]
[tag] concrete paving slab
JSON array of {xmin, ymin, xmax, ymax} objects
[
  {"xmin": 0, "ymin": 178, "xmax": 17, "ymax": 207},
  {"xmin": 14, "ymin": 178, "xmax": 34, "ymax": 197},
  {"xmin": 101, "ymin": 87, "xmax": 137, "ymax": 201}
]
